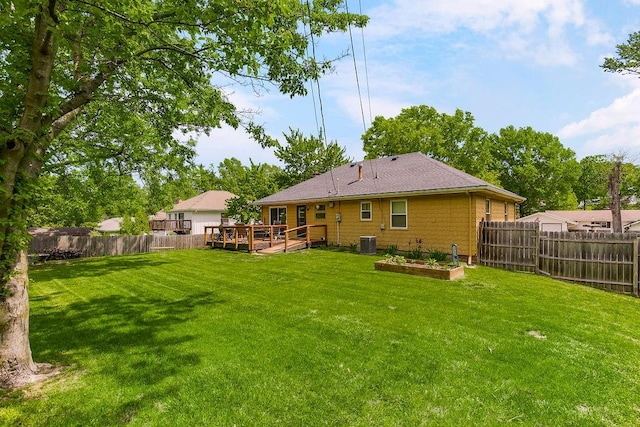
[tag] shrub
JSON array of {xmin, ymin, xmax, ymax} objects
[
  {"xmin": 385, "ymin": 254, "xmax": 406, "ymax": 264},
  {"xmin": 383, "ymin": 244, "xmax": 399, "ymax": 256},
  {"xmin": 407, "ymin": 238, "xmax": 423, "ymax": 260},
  {"xmin": 349, "ymin": 242, "xmax": 359, "ymax": 253},
  {"xmin": 427, "ymin": 249, "xmax": 448, "ymax": 262}
]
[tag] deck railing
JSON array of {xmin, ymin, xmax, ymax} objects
[
  {"xmin": 149, "ymin": 219, "xmax": 192, "ymax": 232},
  {"xmin": 204, "ymin": 224, "xmax": 327, "ymax": 252}
]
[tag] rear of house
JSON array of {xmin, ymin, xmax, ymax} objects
[
  {"xmin": 151, "ymin": 190, "xmax": 237, "ymax": 235},
  {"xmin": 256, "ymin": 153, "xmax": 524, "ymax": 261}
]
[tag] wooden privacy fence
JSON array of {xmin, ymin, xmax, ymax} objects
[
  {"xmin": 478, "ymin": 221, "xmax": 639, "ymax": 296},
  {"xmin": 30, "ymin": 234, "xmax": 207, "ymax": 258}
]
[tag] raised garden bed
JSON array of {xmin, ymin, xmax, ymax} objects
[{"xmin": 375, "ymin": 258, "xmax": 465, "ymax": 280}]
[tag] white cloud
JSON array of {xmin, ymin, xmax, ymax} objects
[
  {"xmin": 366, "ymin": 0, "xmax": 611, "ymax": 66},
  {"xmin": 557, "ymin": 88, "xmax": 640, "ymax": 138},
  {"xmin": 579, "ymin": 124, "xmax": 640, "ymax": 157},
  {"xmin": 189, "ymin": 125, "xmax": 279, "ymax": 168}
]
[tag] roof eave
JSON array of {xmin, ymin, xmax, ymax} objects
[{"xmin": 255, "ymin": 185, "xmax": 525, "ymax": 205}]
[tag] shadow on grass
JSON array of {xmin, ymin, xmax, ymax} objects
[
  {"xmin": 29, "ymin": 255, "xmax": 173, "ymax": 281},
  {"xmin": 26, "ymin": 290, "xmax": 224, "ymax": 422}
]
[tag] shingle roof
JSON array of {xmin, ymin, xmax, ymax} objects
[
  {"xmin": 256, "ymin": 152, "xmax": 524, "ymax": 204},
  {"xmin": 170, "ymin": 190, "xmax": 237, "ymax": 212},
  {"xmin": 546, "ymin": 210, "xmax": 640, "ymax": 223}
]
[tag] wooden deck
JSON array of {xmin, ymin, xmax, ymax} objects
[{"xmin": 204, "ymin": 224, "xmax": 327, "ymax": 254}]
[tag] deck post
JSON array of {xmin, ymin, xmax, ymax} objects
[
  {"xmin": 634, "ymin": 238, "xmax": 639, "ymax": 297},
  {"xmin": 284, "ymin": 230, "xmax": 289, "ymax": 252}
]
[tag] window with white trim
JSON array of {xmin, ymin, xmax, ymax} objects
[
  {"xmin": 485, "ymin": 199, "xmax": 491, "ymax": 222},
  {"xmin": 360, "ymin": 201, "xmax": 372, "ymax": 221},
  {"xmin": 315, "ymin": 204, "xmax": 326, "ymax": 220},
  {"xmin": 390, "ymin": 200, "xmax": 407, "ymax": 229},
  {"xmin": 504, "ymin": 202, "xmax": 509, "ymax": 221}
]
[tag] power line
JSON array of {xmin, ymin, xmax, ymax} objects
[
  {"xmin": 302, "ymin": 0, "xmax": 337, "ymax": 194},
  {"xmin": 344, "ymin": 0, "xmax": 367, "ymax": 133},
  {"xmin": 358, "ymin": 0, "xmax": 373, "ymax": 125}
]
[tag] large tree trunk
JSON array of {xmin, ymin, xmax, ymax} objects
[
  {"xmin": 609, "ymin": 160, "xmax": 622, "ymax": 233},
  {"xmin": 0, "ymin": 251, "xmax": 39, "ymax": 389},
  {"xmin": 0, "ymin": 2, "xmax": 59, "ymax": 389}
]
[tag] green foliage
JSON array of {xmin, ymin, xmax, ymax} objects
[
  {"xmin": 384, "ymin": 254, "xmax": 406, "ymax": 264},
  {"xmin": 491, "ymin": 126, "xmax": 580, "ymax": 215},
  {"xmin": 215, "ymin": 158, "xmax": 282, "ymax": 222},
  {"xmin": 602, "ymin": 31, "xmax": 640, "ymax": 76},
  {"xmin": 225, "ymin": 196, "xmax": 261, "ymax": 224},
  {"xmin": 407, "ymin": 238, "xmax": 423, "ymax": 260},
  {"xmin": 426, "ymin": 248, "xmax": 448, "ymax": 262},
  {"xmin": 274, "ymin": 129, "xmax": 351, "ymax": 188},
  {"xmin": 383, "ymin": 244, "xmax": 399, "ymax": 256},
  {"xmin": 119, "ymin": 209, "xmax": 150, "ymax": 236},
  {"xmin": 349, "ymin": 241, "xmax": 359, "ymax": 253},
  {"xmin": 425, "ymin": 258, "xmax": 438, "ymax": 267},
  {"xmin": 362, "ymin": 105, "xmax": 499, "ymax": 184},
  {"xmin": 574, "ymin": 155, "xmax": 611, "ymax": 209}
]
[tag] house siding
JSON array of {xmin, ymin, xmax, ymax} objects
[{"xmin": 261, "ymin": 194, "xmax": 518, "ymax": 258}]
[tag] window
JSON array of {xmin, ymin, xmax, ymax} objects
[
  {"xmin": 390, "ymin": 200, "xmax": 407, "ymax": 229},
  {"xmin": 269, "ymin": 207, "xmax": 287, "ymax": 225},
  {"xmin": 360, "ymin": 201, "xmax": 372, "ymax": 221},
  {"xmin": 504, "ymin": 202, "xmax": 509, "ymax": 221},
  {"xmin": 315, "ymin": 204, "xmax": 326, "ymax": 220},
  {"xmin": 485, "ymin": 199, "xmax": 491, "ymax": 222}
]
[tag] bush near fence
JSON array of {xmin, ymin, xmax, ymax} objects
[
  {"xmin": 29, "ymin": 234, "xmax": 207, "ymax": 259},
  {"xmin": 478, "ymin": 221, "xmax": 640, "ymax": 296}
]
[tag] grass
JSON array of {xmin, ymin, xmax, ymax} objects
[{"xmin": 2, "ymin": 248, "xmax": 640, "ymax": 426}]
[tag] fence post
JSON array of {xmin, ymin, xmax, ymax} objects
[
  {"xmin": 477, "ymin": 219, "xmax": 484, "ymax": 265},
  {"xmin": 634, "ymin": 238, "xmax": 639, "ymax": 297},
  {"xmin": 534, "ymin": 223, "xmax": 540, "ymax": 274}
]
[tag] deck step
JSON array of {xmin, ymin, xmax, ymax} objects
[{"xmin": 258, "ymin": 240, "xmax": 307, "ymax": 254}]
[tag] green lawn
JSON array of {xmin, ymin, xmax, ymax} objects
[{"xmin": 2, "ymin": 248, "xmax": 640, "ymax": 426}]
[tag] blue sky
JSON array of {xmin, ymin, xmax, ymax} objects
[{"xmin": 192, "ymin": 0, "xmax": 640, "ymax": 169}]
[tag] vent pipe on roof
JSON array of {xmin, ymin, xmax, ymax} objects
[{"xmin": 358, "ymin": 163, "xmax": 363, "ymax": 180}]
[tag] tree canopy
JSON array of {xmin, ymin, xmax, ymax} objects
[
  {"xmin": 0, "ymin": 0, "xmax": 367, "ymax": 389},
  {"xmin": 362, "ymin": 105, "xmax": 499, "ymax": 184},
  {"xmin": 274, "ymin": 129, "xmax": 351, "ymax": 188},
  {"xmin": 491, "ymin": 126, "xmax": 580, "ymax": 216}
]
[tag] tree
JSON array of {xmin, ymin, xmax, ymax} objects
[
  {"xmin": 361, "ymin": 105, "xmax": 499, "ymax": 184},
  {"xmin": 216, "ymin": 158, "xmax": 281, "ymax": 222},
  {"xmin": 274, "ymin": 129, "xmax": 351, "ymax": 188},
  {"xmin": 490, "ymin": 126, "xmax": 580, "ymax": 216},
  {"xmin": 602, "ymin": 31, "xmax": 640, "ymax": 75},
  {"xmin": 0, "ymin": 0, "xmax": 366, "ymax": 388},
  {"xmin": 574, "ymin": 155, "xmax": 611, "ymax": 210}
]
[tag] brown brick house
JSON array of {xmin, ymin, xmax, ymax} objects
[{"xmin": 255, "ymin": 152, "xmax": 524, "ymax": 261}]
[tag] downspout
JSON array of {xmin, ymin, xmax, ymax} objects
[
  {"xmin": 336, "ymin": 201, "xmax": 341, "ymax": 246},
  {"xmin": 468, "ymin": 192, "xmax": 473, "ymax": 265}
]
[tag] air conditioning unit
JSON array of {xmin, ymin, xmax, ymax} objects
[{"xmin": 359, "ymin": 236, "xmax": 376, "ymax": 255}]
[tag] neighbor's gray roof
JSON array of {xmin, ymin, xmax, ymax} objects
[
  {"xmin": 256, "ymin": 152, "xmax": 524, "ymax": 205},
  {"xmin": 170, "ymin": 190, "xmax": 237, "ymax": 212}
]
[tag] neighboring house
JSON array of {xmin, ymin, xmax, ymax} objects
[
  {"xmin": 255, "ymin": 152, "xmax": 525, "ymax": 261},
  {"xmin": 516, "ymin": 212, "xmax": 578, "ymax": 232},
  {"xmin": 150, "ymin": 190, "xmax": 237, "ymax": 235},
  {"xmin": 96, "ymin": 217, "xmax": 124, "ymax": 235},
  {"xmin": 518, "ymin": 210, "xmax": 640, "ymax": 233}
]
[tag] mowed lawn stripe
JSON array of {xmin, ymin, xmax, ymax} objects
[{"xmin": 5, "ymin": 248, "xmax": 640, "ymax": 426}]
